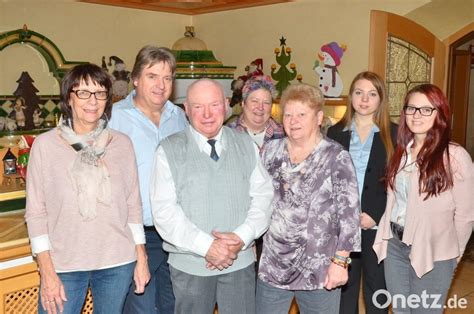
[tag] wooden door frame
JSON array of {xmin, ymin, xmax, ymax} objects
[
  {"xmin": 368, "ymin": 10, "xmax": 445, "ymax": 90},
  {"xmin": 444, "ymin": 23, "xmax": 474, "ymax": 96},
  {"xmin": 444, "ymin": 23, "xmax": 474, "ymax": 148},
  {"xmin": 449, "ymin": 50, "xmax": 470, "ymax": 146}
]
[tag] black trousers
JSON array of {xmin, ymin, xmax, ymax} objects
[{"xmin": 339, "ymin": 229, "xmax": 388, "ymax": 314}]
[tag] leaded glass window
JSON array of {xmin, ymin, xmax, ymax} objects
[{"xmin": 386, "ymin": 36, "xmax": 432, "ymax": 119}]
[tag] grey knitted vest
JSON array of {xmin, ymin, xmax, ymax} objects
[{"xmin": 160, "ymin": 126, "xmax": 256, "ymax": 276}]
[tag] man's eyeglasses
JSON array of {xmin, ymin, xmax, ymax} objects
[
  {"xmin": 403, "ymin": 105, "xmax": 437, "ymax": 116},
  {"xmin": 72, "ymin": 90, "xmax": 108, "ymax": 100}
]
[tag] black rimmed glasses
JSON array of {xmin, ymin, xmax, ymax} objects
[
  {"xmin": 72, "ymin": 90, "xmax": 108, "ymax": 100},
  {"xmin": 403, "ymin": 105, "xmax": 437, "ymax": 116}
]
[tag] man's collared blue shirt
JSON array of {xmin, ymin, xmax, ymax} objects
[
  {"xmin": 347, "ymin": 121, "xmax": 379, "ymax": 200},
  {"xmin": 109, "ymin": 90, "xmax": 188, "ymax": 226}
]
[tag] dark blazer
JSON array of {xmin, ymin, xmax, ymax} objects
[{"xmin": 327, "ymin": 122, "xmax": 397, "ymax": 224}]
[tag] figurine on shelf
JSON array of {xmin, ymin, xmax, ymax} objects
[
  {"xmin": 17, "ymin": 135, "xmax": 35, "ymax": 179},
  {"xmin": 313, "ymin": 41, "xmax": 346, "ymax": 98},
  {"xmin": 247, "ymin": 58, "xmax": 264, "ymax": 79},
  {"xmin": 230, "ymin": 78, "xmax": 245, "ymax": 108},
  {"xmin": 108, "ymin": 56, "xmax": 130, "ymax": 102},
  {"xmin": 230, "ymin": 58, "xmax": 265, "ymax": 108},
  {"xmin": 5, "ymin": 117, "xmax": 17, "ymax": 131},
  {"xmin": 12, "ymin": 97, "xmax": 27, "ymax": 129},
  {"xmin": 33, "ymin": 108, "xmax": 44, "ymax": 128}
]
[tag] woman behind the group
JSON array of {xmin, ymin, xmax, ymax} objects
[
  {"xmin": 25, "ymin": 64, "xmax": 150, "ymax": 314},
  {"xmin": 227, "ymin": 75, "xmax": 285, "ymax": 263},
  {"xmin": 227, "ymin": 75, "xmax": 285, "ymax": 152},
  {"xmin": 257, "ymin": 83, "xmax": 361, "ymax": 314},
  {"xmin": 373, "ymin": 84, "xmax": 473, "ymax": 313},
  {"xmin": 327, "ymin": 71, "xmax": 396, "ymax": 314}
]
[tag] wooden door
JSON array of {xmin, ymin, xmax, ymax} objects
[
  {"xmin": 368, "ymin": 10, "xmax": 445, "ymax": 119},
  {"xmin": 449, "ymin": 50, "xmax": 471, "ymax": 146}
]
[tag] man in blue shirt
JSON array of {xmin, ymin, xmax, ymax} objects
[{"xmin": 109, "ymin": 46, "xmax": 188, "ymax": 314}]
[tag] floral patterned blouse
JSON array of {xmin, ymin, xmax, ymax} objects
[{"xmin": 258, "ymin": 137, "xmax": 361, "ymax": 290}]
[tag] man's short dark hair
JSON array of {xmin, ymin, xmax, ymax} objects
[{"xmin": 131, "ymin": 46, "xmax": 176, "ymax": 81}]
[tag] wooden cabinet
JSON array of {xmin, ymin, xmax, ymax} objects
[
  {"xmin": 0, "ymin": 215, "xmax": 94, "ymax": 313},
  {"xmin": 0, "ymin": 260, "xmax": 40, "ymax": 313},
  {"xmin": 0, "ymin": 216, "xmax": 39, "ymax": 314}
]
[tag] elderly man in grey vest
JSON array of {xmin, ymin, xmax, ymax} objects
[{"xmin": 150, "ymin": 78, "xmax": 274, "ymax": 314}]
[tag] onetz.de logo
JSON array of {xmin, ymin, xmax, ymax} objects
[{"xmin": 372, "ymin": 289, "xmax": 468, "ymax": 309}]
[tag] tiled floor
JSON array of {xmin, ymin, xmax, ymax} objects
[{"xmin": 357, "ymin": 259, "xmax": 474, "ymax": 313}]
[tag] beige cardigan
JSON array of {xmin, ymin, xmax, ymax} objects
[{"xmin": 373, "ymin": 144, "xmax": 474, "ymax": 278}]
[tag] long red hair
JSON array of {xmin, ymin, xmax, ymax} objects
[{"xmin": 385, "ymin": 84, "xmax": 453, "ymax": 199}]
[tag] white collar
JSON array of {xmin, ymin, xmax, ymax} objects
[{"xmin": 189, "ymin": 125, "xmax": 224, "ymax": 152}]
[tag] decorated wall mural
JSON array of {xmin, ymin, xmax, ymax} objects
[
  {"xmin": 0, "ymin": 27, "xmax": 130, "ymax": 136},
  {"xmin": 271, "ymin": 36, "xmax": 300, "ymax": 97},
  {"xmin": 0, "ymin": 26, "xmax": 87, "ymax": 137},
  {"xmin": 313, "ymin": 41, "xmax": 347, "ymax": 98}
]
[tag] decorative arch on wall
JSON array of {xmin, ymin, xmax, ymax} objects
[{"xmin": 0, "ymin": 26, "xmax": 86, "ymax": 82}]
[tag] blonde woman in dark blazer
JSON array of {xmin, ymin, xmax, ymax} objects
[{"xmin": 327, "ymin": 71, "xmax": 396, "ymax": 314}]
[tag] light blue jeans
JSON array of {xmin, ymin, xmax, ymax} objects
[
  {"xmin": 123, "ymin": 228, "xmax": 175, "ymax": 314},
  {"xmin": 384, "ymin": 237, "xmax": 457, "ymax": 313},
  {"xmin": 39, "ymin": 262, "xmax": 134, "ymax": 314},
  {"xmin": 256, "ymin": 278, "xmax": 341, "ymax": 314}
]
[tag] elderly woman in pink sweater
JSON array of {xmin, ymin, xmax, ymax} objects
[{"xmin": 25, "ymin": 64, "xmax": 150, "ymax": 314}]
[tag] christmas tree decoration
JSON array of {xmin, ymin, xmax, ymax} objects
[
  {"xmin": 271, "ymin": 36, "xmax": 298, "ymax": 97},
  {"xmin": 10, "ymin": 72, "xmax": 42, "ymax": 130},
  {"xmin": 313, "ymin": 42, "xmax": 347, "ymax": 97}
]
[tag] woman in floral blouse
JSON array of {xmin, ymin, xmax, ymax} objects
[{"xmin": 256, "ymin": 83, "xmax": 361, "ymax": 314}]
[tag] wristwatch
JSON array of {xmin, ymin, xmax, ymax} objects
[
  {"xmin": 334, "ymin": 253, "xmax": 352, "ymax": 265},
  {"xmin": 331, "ymin": 254, "xmax": 352, "ymax": 268}
]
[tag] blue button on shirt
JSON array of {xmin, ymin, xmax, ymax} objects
[
  {"xmin": 348, "ymin": 121, "xmax": 379, "ymax": 200},
  {"xmin": 109, "ymin": 90, "xmax": 188, "ymax": 226}
]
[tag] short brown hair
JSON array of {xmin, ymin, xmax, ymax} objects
[
  {"xmin": 60, "ymin": 63, "xmax": 113, "ymax": 122},
  {"xmin": 131, "ymin": 46, "xmax": 176, "ymax": 81},
  {"xmin": 280, "ymin": 83, "xmax": 325, "ymax": 112}
]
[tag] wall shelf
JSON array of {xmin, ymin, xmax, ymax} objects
[{"xmin": 324, "ymin": 96, "xmax": 348, "ymax": 107}]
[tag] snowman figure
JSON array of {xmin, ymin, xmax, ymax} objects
[
  {"xmin": 108, "ymin": 56, "xmax": 130, "ymax": 101},
  {"xmin": 314, "ymin": 42, "xmax": 346, "ymax": 98}
]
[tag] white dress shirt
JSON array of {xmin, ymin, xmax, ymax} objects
[{"xmin": 391, "ymin": 141, "xmax": 417, "ymax": 227}]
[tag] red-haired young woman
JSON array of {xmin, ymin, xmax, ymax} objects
[{"xmin": 373, "ymin": 84, "xmax": 473, "ymax": 313}]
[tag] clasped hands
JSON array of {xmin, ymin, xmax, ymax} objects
[{"xmin": 205, "ymin": 231, "xmax": 244, "ymax": 271}]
